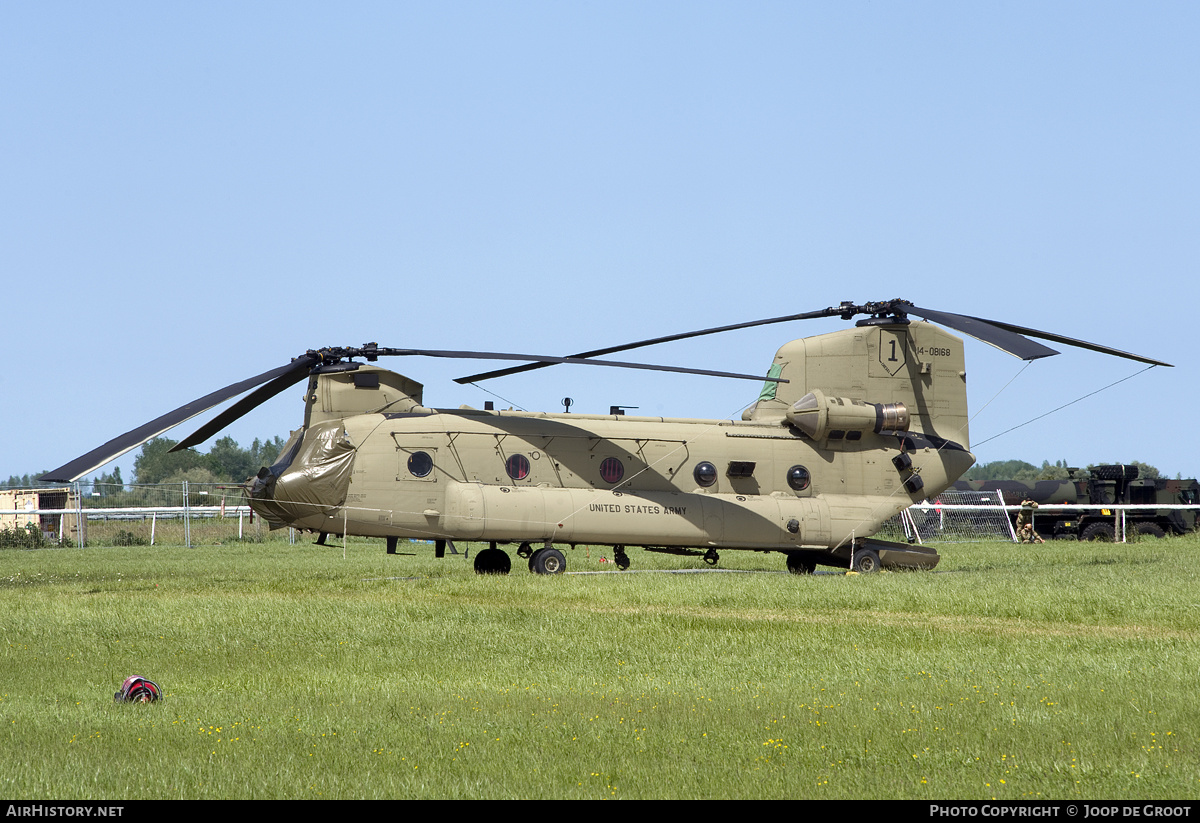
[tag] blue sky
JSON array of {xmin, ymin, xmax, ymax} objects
[{"xmin": 3, "ymin": 2, "xmax": 1196, "ymax": 484}]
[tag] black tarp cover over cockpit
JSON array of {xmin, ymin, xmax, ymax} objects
[{"xmin": 248, "ymin": 420, "xmax": 356, "ymax": 528}]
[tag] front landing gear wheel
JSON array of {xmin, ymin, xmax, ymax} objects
[
  {"xmin": 530, "ymin": 548, "xmax": 566, "ymax": 575},
  {"xmin": 786, "ymin": 553, "xmax": 816, "ymax": 574},
  {"xmin": 473, "ymin": 548, "xmax": 511, "ymax": 575},
  {"xmin": 851, "ymin": 548, "xmax": 881, "ymax": 573}
]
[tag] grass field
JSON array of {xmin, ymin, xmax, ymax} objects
[{"xmin": 1, "ymin": 533, "xmax": 1197, "ymax": 799}]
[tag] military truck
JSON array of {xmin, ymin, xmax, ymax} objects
[{"xmin": 951, "ymin": 464, "xmax": 1200, "ymax": 540}]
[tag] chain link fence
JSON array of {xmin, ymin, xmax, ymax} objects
[{"xmin": 876, "ymin": 489, "xmax": 1017, "ymax": 544}]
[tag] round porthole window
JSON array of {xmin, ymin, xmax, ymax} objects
[
  {"xmin": 506, "ymin": 454, "xmax": 531, "ymax": 481},
  {"xmin": 407, "ymin": 451, "xmax": 433, "ymax": 478},
  {"xmin": 694, "ymin": 461, "xmax": 717, "ymax": 487},
  {"xmin": 599, "ymin": 457, "xmax": 624, "ymax": 484},
  {"xmin": 787, "ymin": 465, "xmax": 811, "ymax": 491}
]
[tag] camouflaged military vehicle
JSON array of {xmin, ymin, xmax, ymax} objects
[{"xmin": 953, "ymin": 464, "xmax": 1199, "ymax": 540}]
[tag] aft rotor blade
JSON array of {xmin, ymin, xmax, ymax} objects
[
  {"xmin": 170, "ymin": 355, "xmax": 321, "ymax": 451},
  {"xmin": 39, "ymin": 358, "xmax": 314, "ymax": 483},
  {"xmin": 959, "ymin": 315, "xmax": 1173, "ymax": 367},
  {"xmin": 386, "ymin": 348, "xmax": 787, "ymax": 384},
  {"xmin": 453, "ymin": 309, "xmax": 838, "ymax": 384},
  {"xmin": 902, "ymin": 305, "xmax": 1061, "ymax": 361}
]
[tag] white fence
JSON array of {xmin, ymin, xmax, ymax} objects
[
  {"xmin": 0, "ymin": 503, "xmax": 293, "ymax": 547},
  {"xmin": 0, "ymin": 481, "xmax": 292, "ymax": 547},
  {"xmin": 3, "ymin": 495, "xmax": 1198, "ymax": 549}
]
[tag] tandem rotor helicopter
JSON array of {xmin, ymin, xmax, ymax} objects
[{"xmin": 42, "ymin": 299, "xmax": 1170, "ymax": 575}]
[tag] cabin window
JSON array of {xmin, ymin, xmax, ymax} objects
[
  {"xmin": 787, "ymin": 465, "xmax": 811, "ymax": 491},
  {"xmin": 408, "ymin": 453, "xmax": 436, "ymax": 479},
  {"xmin": 506, "ymin": 454, "xmax": 531, "ymax": 481},
  {"xmin": 694, "ymin": 461, "xmax": 717, "ymax": 487},
  {"xmin": 600, "ymin": 457, "xmax": 624, "ymax": 484},
  {"xmin": 407, "ymin": 451, "xmax": 434, "ymax": 478}
]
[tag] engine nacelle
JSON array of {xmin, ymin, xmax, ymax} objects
[{"xmin": 786, "ymin": 390, "xmax": 910, "ymax": 441}]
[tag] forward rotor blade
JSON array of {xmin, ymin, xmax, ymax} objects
[
  {"xmin": 959, "ymin": 315, "xmax": 1173, "ymax": 367},
  {"xmin": 902, "ymin": 305, "xmax": 1061, "ymax": 361},
  {"xmin": 170, "ymin": 355, "xmax": 321, "ymax": 451},
  {"xmin": 453, "ymin": 309, "xmax": 837, "ymax": 384},
  {"xmin": 39, "ymin": 358, "xmax": 315, "ymax": 483}
]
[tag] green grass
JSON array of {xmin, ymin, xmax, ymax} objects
[{"xmin": 1, "ymin": 534, "xmax": 1197, "ymax": 799}]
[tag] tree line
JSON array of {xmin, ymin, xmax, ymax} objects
[
  {"xmin": 964, "ymin": 459, "xmax": 1168, "ymax": 483},
  {"xmin": 3, "ymin": 435, "xmax": 287, "ymax": 494},
  {"xmin": 130, "ymin": 436, "xmax": 288, "ymax": 487}
]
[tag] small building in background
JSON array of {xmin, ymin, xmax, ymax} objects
[{"xmin": 0, "ymin": 487, "xmax": 82, "ymax": 544}]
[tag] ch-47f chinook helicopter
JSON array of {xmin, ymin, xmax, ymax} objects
[{"xmin": 42, "ymin": 299, "xmax": 1170, "ymax": 575}]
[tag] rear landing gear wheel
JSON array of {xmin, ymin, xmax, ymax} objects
[
  {"xmin": 473, "ymin": 548, "xmax": 511, "ymax": 575},
  {"xmin": 851, "ymin": 548, "xmax": 881, "ymax": 573},
  {"xmin": 613, "ymin": 545, "xmax": 630, "ymax": 570},
  {"xmin": 530, "ymin": 547, "xmax": 566, "ymax": 575}
]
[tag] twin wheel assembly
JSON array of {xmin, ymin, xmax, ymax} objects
[
  {"xmin": 784, "ymin": 546, "xmax": 881, "ymax": 575},
  {"xmin": 473, "ymin": 542, "xmax": 567, "ymax": 575}
]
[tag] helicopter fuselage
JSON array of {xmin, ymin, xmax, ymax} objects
[
  {"xmin": 247, "ymin": 320, "xmax": 977, "ymax": 571},
  {"xmin": 280, "ymin": 409, "xmax": 969, "ymax": 546}
]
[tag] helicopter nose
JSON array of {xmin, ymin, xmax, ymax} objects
[
  {"xmin": 245, "ymin": 421, "xmax": 356, "ymax": 529},
  {"xmin": 244, "ymin": 467, "xmax": 294, "ymax": 526}
]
